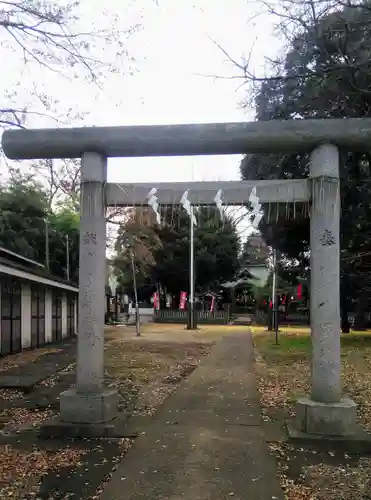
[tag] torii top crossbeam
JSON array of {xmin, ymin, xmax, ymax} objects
[{"xmin": 3, "ymin": 118, "xmax": 371, "ymax": 160}]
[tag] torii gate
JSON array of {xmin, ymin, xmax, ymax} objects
[{"xmin": 3, "ymin": 117, "xmax": 369, "ymax": 438}]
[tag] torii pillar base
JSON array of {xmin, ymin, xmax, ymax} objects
[
  {"xmin": 39, "ymin": 388, "xmax": 121, "ymax": 440},
  {"xmin": 292, "ymin": 396, "xmax": 357, "ymax": 436},
  {"xmin": 286, "ymin": 396, "xmax": 371, "ymax": 452},
  {"xmin": 59, "ymin": 388, "xmax": 118, "ymax": 425}
]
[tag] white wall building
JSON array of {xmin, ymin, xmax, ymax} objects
[{"xmin": 0, "ymin": 247, "xmax": 78, "ymax": 355}]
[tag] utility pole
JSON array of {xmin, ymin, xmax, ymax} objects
[
  {"xmin": 66, "ymin": 234, "xmax": 70, "ymax": 282},
  {"xmin": 272, "ymin": 248, "xmax": 280, "ymax": 345},
  {"xmin": 188, "ymin": 205, "xmax": 197, "ymax": 330},
  {"xmin": 45, "ymin": 219, "xmax": 50, "ymax": 271},
  {"xmin": 130, "ymin": 251, "xmax": 140, "ymax": 337}
]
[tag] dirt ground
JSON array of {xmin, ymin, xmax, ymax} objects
[
  {"xmin": 0, "ymin": 324, "xmax": 236, "ymax": 500},
  {"xmin": 253, "ymin": 329, "xmax": 371, "ymax": 500}
]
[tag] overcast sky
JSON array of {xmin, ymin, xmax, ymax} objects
[
  {"xmin": 102, "ymin": 0, "xmax": 277, "ymax": 183},
  {"xmin": 0, "ymin": 0, "xmax": 277, "ymax": 183}
]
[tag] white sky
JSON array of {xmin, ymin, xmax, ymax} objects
[
  {"xmin": 103, "ymin": 0, "xmax": 277, "ymax": 183},
  {"xmin": 1, "ymin": 0, "xmax": 280, "ymax": 239}
]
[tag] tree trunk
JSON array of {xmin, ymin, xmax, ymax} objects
[
  {"xmin": 354, "ymin": 293, "xmax": 367, "ymax": 331},
  {"xmin": 114, "ymin": 293, "xmax": 119, "ymax": 323},
  {"xmin": 105, "ymin": 293, "xmax": 110, "ymax": 324},
  {"xmin": 340, "ymin": 287, "xmax": 350, "ymax": 333},
  {"xmin": 340, "ymin": 281, "xmax": 350, "ymax": 333}
]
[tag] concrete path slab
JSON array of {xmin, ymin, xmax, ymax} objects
[
  {"xmin": 100, "ymin": 332, "xmax": 283, "ymax": 500},
  {"xmin": 0, "ymin": 339, "xmax": 76, "ymax": 391}
]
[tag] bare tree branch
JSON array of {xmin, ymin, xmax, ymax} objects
[
  {"xmin": 0, "ymin": 0, "xmax": 140, "ymax": 129},
  {"xmin": 201, "ymin": 0, "xmax": 371, "ymax": 91}
]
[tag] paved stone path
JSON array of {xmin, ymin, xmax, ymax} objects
[
  {"xmin": 100, "ymin": 331, "xmax": 283, "ymax": 500},
  {"xmin": 0, "ymin": 338, "xmax": 76, "ymax": 391}
]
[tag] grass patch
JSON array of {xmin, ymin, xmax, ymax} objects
[
  {"xmin": 255, "ymin": 333, "xmax": 311, "ymax": 353},
  {"xmin": 342, "ymin": 333, "xmax": 371, "ymax": 348},
  {"xmin": 253, "ymin": 330, "xmax": 371, "ymax": 360}
]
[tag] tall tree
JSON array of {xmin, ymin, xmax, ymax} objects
[
  {"xmin": 0, "ymin": 171, "xmax": 80, "ymax": 281},
  {"xmin": 113, "ymin": 206, "xmax": 240, "ymax": 297},
  {"xmin": 151, "ymin": 207, "xmax": 240, "ymax": 294},
  {"xmin": 240, "ymin": 233, "xmax": 269, "ymax": 268},
  {"xmin": 239, "ymin": 0, "xmax": 371, "ymax": 328},
  {"xmin": 0, "ymin": 170, "xmax": 48, "ymax": 260},
  {"xmin": 48, "ymin": 203, "xmax": 80, "ymax": 282},
  {"xmin": 114, "ymin": 208, "xmax": 162, "ymax": 291}
]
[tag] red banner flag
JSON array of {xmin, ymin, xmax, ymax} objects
[
  {"xmin": 297, "ymin": 283, "xmax": 303, "ymax": 300},
  {"xmin": 153, "ymin": 292, "xmax": 160, "ymax": 311},
  {"xmin": 210, "ymin": 296, "xmax": 215, "ymax": 313},
  {"xmin": 179, "ymin": 291, "xmax": 187, "ymax": 310}
]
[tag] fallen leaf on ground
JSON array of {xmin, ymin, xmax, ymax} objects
[{"xmin": 256, "ymin": 332, "xmax": 371, "ymax": 499}]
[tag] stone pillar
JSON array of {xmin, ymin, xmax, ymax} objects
[
  {"xmin": 310, "ymin": 143, "xmax": 341, "ymax": 403},
  {"xmin": 59, "ymin": 152, "xmax": 117, "ymax": 425},
  {"xmin": 293, "ymin": 144, "xmax": 357, "ymax": 436}
]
